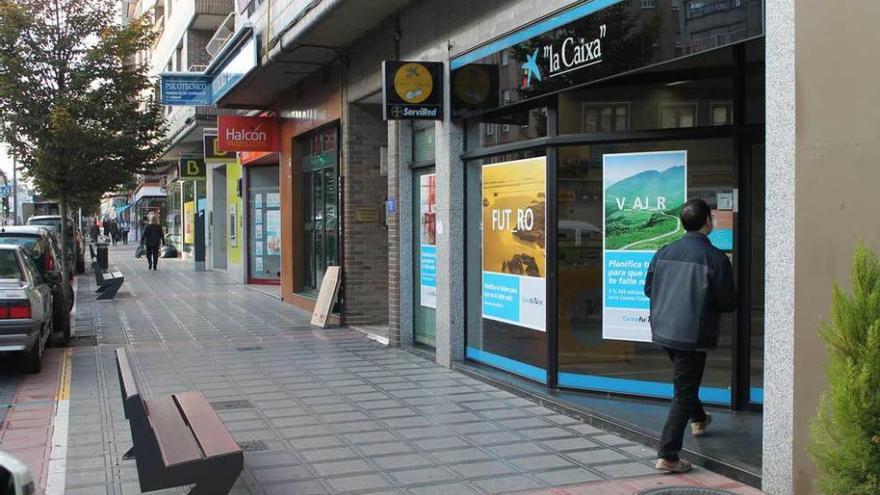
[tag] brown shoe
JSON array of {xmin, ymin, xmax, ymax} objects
[
  {"xmin": 655, "ymin": 458, "xmax": 693, "ymax": 473},
  {"xmin": 692, "ymin": 414, "xmax": 713, "ymax": 437}
]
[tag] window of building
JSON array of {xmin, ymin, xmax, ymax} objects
[
  {"xmin": 659, "ymin": 102, "xmax": 697, "ymax": 128},
  {"xmin": 641, "ymin": 0, "xmax": 656, "ymax": 8},
  {"xmin": 582, "ymin": 103, "xmax": 630, "ymax": 133},
  {"xmin": 711, "ymin": 102, "xmax": 734, "ymax": 125}
]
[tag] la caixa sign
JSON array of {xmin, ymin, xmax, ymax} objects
[{"xmin": 217, "ymin": 115, "xmax": 281, "ymax": 152}]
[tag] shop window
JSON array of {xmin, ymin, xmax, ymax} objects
[
  {"xmin": 659, "ymin": 102, "xmax": 697, "ymax": 128},
  {"xmin": 466, "ymin": 106, "xmax": 547, "ymax": 151},
  {"xmin": 711, "ymin": 102, "xmax": 733, "ymax": 126},
  {"xmin": 248, "ymin": 166, "xmax": 281, "ymax": 282},
  {"xmin": 582, "ymin": 103, "xmax": 630, "ymax": 133},
  {"xmin": 413, "ymin": 125, "xmax": 435, "ymax": 164}
]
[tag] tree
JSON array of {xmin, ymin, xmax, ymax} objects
[
  {"xmin": 811, "ymin": 243, "xmax": 880, "ymax": 494},
  {"xmin": 0, "ymin": 0, "xmax": 166, "ymax": 279}
]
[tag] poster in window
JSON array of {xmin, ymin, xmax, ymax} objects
[
  {"xmin": 255, "ymin": 224, "xmax": 263, "ymax": 239},
  {"xmin": 255, "ymin": 210, "xmax": 263, "ymax": 225},
  {"xmin": 266, "ymin": 192, "xmax": 281, "ymax": 208},
  {"xmin": 481, "ymin": 157, "xmax": 546, "ymax": 332},
  {"xmin": 255, "ymin": 256, "xmax": 263, "ymax": 273},
  {"xmin": 183, "ymin": 201, "xmax": 194, "ymax": 244},
  {"xmin": 255, "ymin": 193, "xmax": 263, "ymax": 209},
  {"xmin": 266, "ymin": 209, "xmax": 281, "ymax": 255},
  {"xmin": 602, "ymin": 150, "xmax": 687, "ymax": 342},
  {"xmin": 255, "ymin": 241, "xmax": 264, "ymax": 255},
  {"xmin": 419, "ymin": 173, "xmax": 437, "ymax": 308}
]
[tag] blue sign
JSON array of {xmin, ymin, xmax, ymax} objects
[
  {"xmin": 160, "ymin": 74, "xmax": 212, "ymax": 106},
  {"xmin": 386, "ymin": 198, "xmax": 396, "ymax": 214},
  {"xmin": 0, "ymin": 185, "xmax": 11, "ymax": 197}
]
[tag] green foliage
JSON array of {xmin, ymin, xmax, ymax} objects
[
  {"xmin": 811, "ymin": 243, "xmax": 880, "ymax": 494},
  {"xmin": 0, "ymin": 0, "xmax": 166, "ymax": 271}
]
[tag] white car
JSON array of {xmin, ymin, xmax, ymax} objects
[{"xmin": 0, "ymin": 245, "xmax": 55, "ymax": 373}]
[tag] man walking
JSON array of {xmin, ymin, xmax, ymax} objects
[
  {"xmin": 140, "ymin": 214, "xmax": 164, "ymax": 270},
  {"xmin": 644, "ymin": 198, "xmax": 736, "ymax": 473}
]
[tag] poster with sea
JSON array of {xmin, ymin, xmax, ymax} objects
[
  {"xmin": 602, "ymin": 150, "xmax": 686, "ymax": 342},
  {"xmin": 481, "ymin": 157, "xmax": 546, "ymax": 332}
]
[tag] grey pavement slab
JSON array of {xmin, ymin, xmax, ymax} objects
[{"xmin": 63, "ymin": 246, "xmax": 661, "ymax": 494}]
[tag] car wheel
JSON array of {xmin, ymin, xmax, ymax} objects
[
  {"xmin": 22, "ymin": 327, "xmax": 46, "ymax": 374},
  {"xmin": 66, "ymin": 284, "xmax": 74, "ymax": 311}
]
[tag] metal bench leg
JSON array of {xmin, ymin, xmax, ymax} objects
[
  {"xmin": 97, "ymin": 279, "xmax": 123, "ymax": 300},
  {"xmin": 186, "ymin": 460, "xmax": 241, "ymax": 495}
]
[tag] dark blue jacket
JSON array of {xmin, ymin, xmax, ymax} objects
[{"xmin": 644, "ymin": 232, "xmax": 737, "ymax": 350}]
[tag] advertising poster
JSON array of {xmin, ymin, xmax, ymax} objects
[
  {"xmin": 602, "ymin": 150, "xmax": 687, "ymax": 342},
  {"xmin": 266, "ymin": 210, "xmax": 281, "ymax": 255},
  {"xmin": 255, "ymin": 193, "xmax": 263, "ymax": 209},
  {"xmin": 708, "ymin": 210, "xmax": 734, "ymax": 251},
  {"xmin": 184, "ymin": 201, "xmax": 194, "ymax": 244},
  {"xmin": 256, "ymin": 241, "xmax": 264, "ymax": 255},
  {"xmin": 419, "ymin": 174, "xmax": 437, "ymax": 308},
  {"xmin": 481, "ymin": 157, "xmax": 546, "ymax": 332},
  {"xmin": 255, "ymin": 256, "xmax": 263, "ymax": 273},
  {"xmin": 266, "ymin": 192, "xmax": 281, "ymax": 208},
  {"xmin": 255, "ymin": 224, "xmax": 263, "ymax": 239}
]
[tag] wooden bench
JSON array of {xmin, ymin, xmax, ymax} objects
[
  {"xmin": 115, "ymin": 348, "xmax": 243, "ymax": 494},
  {"xmin": 92, "ymin": 261, "xmax": 124, "ymax": 300}
]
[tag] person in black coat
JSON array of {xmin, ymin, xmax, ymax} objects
[{"xmin": 140, "ymin": 215, "xmax": 165, "ymax": 270}]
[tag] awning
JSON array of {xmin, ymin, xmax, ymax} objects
[{"xmin": 115, "ymin": 204, "xmax": 133, "ymax": 215}]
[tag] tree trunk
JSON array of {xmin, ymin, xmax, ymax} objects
[{"xmin": 59, "ymin": 197, "xmax": 70, "ymax": 287}]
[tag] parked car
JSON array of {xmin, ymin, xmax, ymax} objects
[
  {"xmin": 0, "ymin": 245, "xmax": 56, "ymax": 373},
  {"xmin": 0, "ymin": 450, "xmax": 36, "ymax": 495},
  {"xmin": 0, "ymin": 227, "xmax": 72, "ymax": 342},
  {"xmin": 26, "ymin": 215, "xmax": 85, "ymax": 274}
]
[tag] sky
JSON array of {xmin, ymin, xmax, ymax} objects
[{"xmin": 603, "ymin": 150, "xmax": 687, "ymax": 188}]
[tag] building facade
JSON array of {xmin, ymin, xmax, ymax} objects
[{"xmin": 146, "ymin": 0, "xmax": 880, "ymax": 493}]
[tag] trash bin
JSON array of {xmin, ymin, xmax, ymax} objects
[{"xmin": 96, "ymin": 242, "xmax": 109, "ymax": 271}]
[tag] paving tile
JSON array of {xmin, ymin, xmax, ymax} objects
[
  {"xmin": 428, "ymin": 448, "xmax": 493, "ymax": 464},
  {"xmin": 389, "ymin": 466, "xmax": 457, "ymax": 485},
  {"xmin": 372, "ymin": 453, "xmax": 434, "ymax": 470},
  {"xmin": 533, "ymin": 468, "xmax": 602, "ymax": 486},
  {"xmin": 357, "ymin": 441, "xmax": 415, "ymax": 456},
  {"xmin": 327, "ymin": 474, "xmax": 391, "ymax": 493},
  {"xmin": 312, "ymin": 459, "xmax": 373, "ymax": 476},
  {"xmin": 300, "ymin": 446, "xmax": 360, "ymax": 463},
  {"xmin": 449, "ymin": 460, "xmax": 515, "ymax": 478},
  {"xmin": 508, "ymin": 454, "xmax": 575, "ymax": 471},
  {"xmin": 567, "ymin": 449, "xmax": 630, "ymax": 465},
  {"xmin": 409, "ymin": 483, "xmax": 481, "ymax": 495},
  {"xmin": 486, "ymin": 442, "xmax": 547, "ymax": 458},
  {"xmin": 253, "ymin": 465, "xmax": 314, "ymax": 483},
  {"xmin": 474, "ymin": 474, "xmax": 544, "ymax": 493},
  {"xmin": 592, "ymin": 461, "xmax": 657, "ymax": 478},
  {"xmin": 540, "ymin": 437, "xmax": 600, "ymax": 452}
]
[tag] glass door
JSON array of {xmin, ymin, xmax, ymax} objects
[
  {"xmin": 248, "ymin": 165, "xmax": 281, "ymax": 282},
  {"xmin": 302, "ymin": 126, "xmax": 339, "ymax": 292},
  {"xmin": 413, "ymin": 168, "xmax": 436, "ymax": 346}
]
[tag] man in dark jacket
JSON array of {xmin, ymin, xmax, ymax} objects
[
  {"xmin": 140, "ymin": 215, "xmax": 164, "ymax": 271},
  {"xmin": 644, "ymin": 198, "xmax": 736, "ymax": 473}
]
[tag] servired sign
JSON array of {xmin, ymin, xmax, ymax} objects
[{"xmin": 217, "ymin": 115, "xmax": 280, "ymax": 152}]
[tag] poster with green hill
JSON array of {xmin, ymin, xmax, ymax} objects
[{"xmin": 603, "ymin": 152, "xmax": 687, "ymax": 251}]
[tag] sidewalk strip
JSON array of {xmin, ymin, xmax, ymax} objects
[{"xmin": 44, "ymin": 347, "xmax": 72, "ymax": 495}]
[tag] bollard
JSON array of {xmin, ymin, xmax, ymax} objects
[{"xmin": 96, "ymin": 242, "xmax": 109, "ymax": 271}]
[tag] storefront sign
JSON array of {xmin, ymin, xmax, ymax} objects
[
  {"xmin": 203, "ymin": 130, "xmax": 237, "ymax": 164},
  {"xmin": 160, "ymin": 74, "xmax": 212, "ymax": 106},
  {"xmin": 450, "ymin": 0, "xmax": 765, "ymax": 118},
  {"xmin": 184, "ymin": 201, "xmax": 195, "ymax": 244},
  {"xmin": 211, "ymin": 35, "xmax": 258, "ymax": 102},
  {"xmin": 419, "ymin": 174, "xmax": 437, "ymax": 308},
  {"xmin": 217, "ymin": 116, "xmax": 281, "ymax": 152},
  {"xmin": 178, "ymin": 157, "xmax": 206, "ymax": 179},
  {"xmin": 481, "ymin": 157, "xmax": 546, "ymax": 332},
  {"xmin": 602, "ymin": 150, "xmax": 687, "ymax": 342},
  {"xmin": 382, "ymin": 61, "xmax": 444, "ymax": 120}
]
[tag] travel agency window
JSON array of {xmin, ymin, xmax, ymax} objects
[
  {"xmin": 452, "ymin": 0, "xmax": 765, "ymax": 408},
  {"xmin": 412, "ymin": 122, "xmax": 437, "ymax": 347},
  {"xmin": 299, "ymin": 125, "xmax": 339, "ymax": 294}
]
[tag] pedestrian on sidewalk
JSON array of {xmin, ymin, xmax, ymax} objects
[
  {"xmin": 88, "ymin": 220, "xmax": 100, "ymax": 243},
  {"xmin": 120, "ymin": 221, "xmax": 129, "ymax": 245},
  {"xmin": 644, "ymin": 198, "xmax": 737, "ymax": 473},
  {"xmin": 140, "ymin": 214, "xmax": 164, "ymax": 271}
]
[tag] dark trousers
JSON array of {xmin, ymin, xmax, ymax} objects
[
  {"xmin": 658, "ymin": 347, "xmax": 708, "ymax": 460},
  {"xmin": 145, "ymin": 246, "xmax": 160, "ymax": 268}
]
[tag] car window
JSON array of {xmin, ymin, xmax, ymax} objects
[
  {"xmin": 0, "ymin": 236, "xmax": 40, "ymax": 252},
  {"xmin": 0, "ymin": 250, "xmax": 22, "ymax": 280},
  {"xmin": 21, "ymin": 253, "xmax": 42, "ymax": 284}
]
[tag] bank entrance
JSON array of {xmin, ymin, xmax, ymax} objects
[{"xmin": 458, "ymin": 33, "xmax": 765, "ymax": 412}]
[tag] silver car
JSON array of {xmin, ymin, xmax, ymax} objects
[{"xmin": 0, "ymin": 245, "xmax": 55, "ymax": 374}]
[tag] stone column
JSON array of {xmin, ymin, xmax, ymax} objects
[
  {"xmin": 389, "ymin": 120, "xmax": 414, "ymax": 347},
  {"xmin": 763, "ymin": 1, "xmax": 880, "ymax": 493},
  {"xmin": 434, "ymin": 63, "xmax": 465, "ymax": 366}
]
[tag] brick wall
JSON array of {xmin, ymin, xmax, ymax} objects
[{"xmin": 342, "ymin": 103, "xmax": 389, "ymax": 326}]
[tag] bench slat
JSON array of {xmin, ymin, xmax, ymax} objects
[
  {"xmin": 145, "ymin": 397, "xmax": 204, "ymax": 466},
  {"xmin": 115, "ymin": 348, "xmax": 139, "ymax": 400},
  {"xmin": 173, "ymin": 392, "xmax": 241, "ymax": 458}
]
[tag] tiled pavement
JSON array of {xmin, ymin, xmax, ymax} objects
[{"xmin": 55, "ymin": 246, "xmax": 762, "ymax": 495}]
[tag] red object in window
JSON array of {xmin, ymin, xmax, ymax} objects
[{"xmin": 9, "ymin": 302, "xmax": 30, "ymax": 319}]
